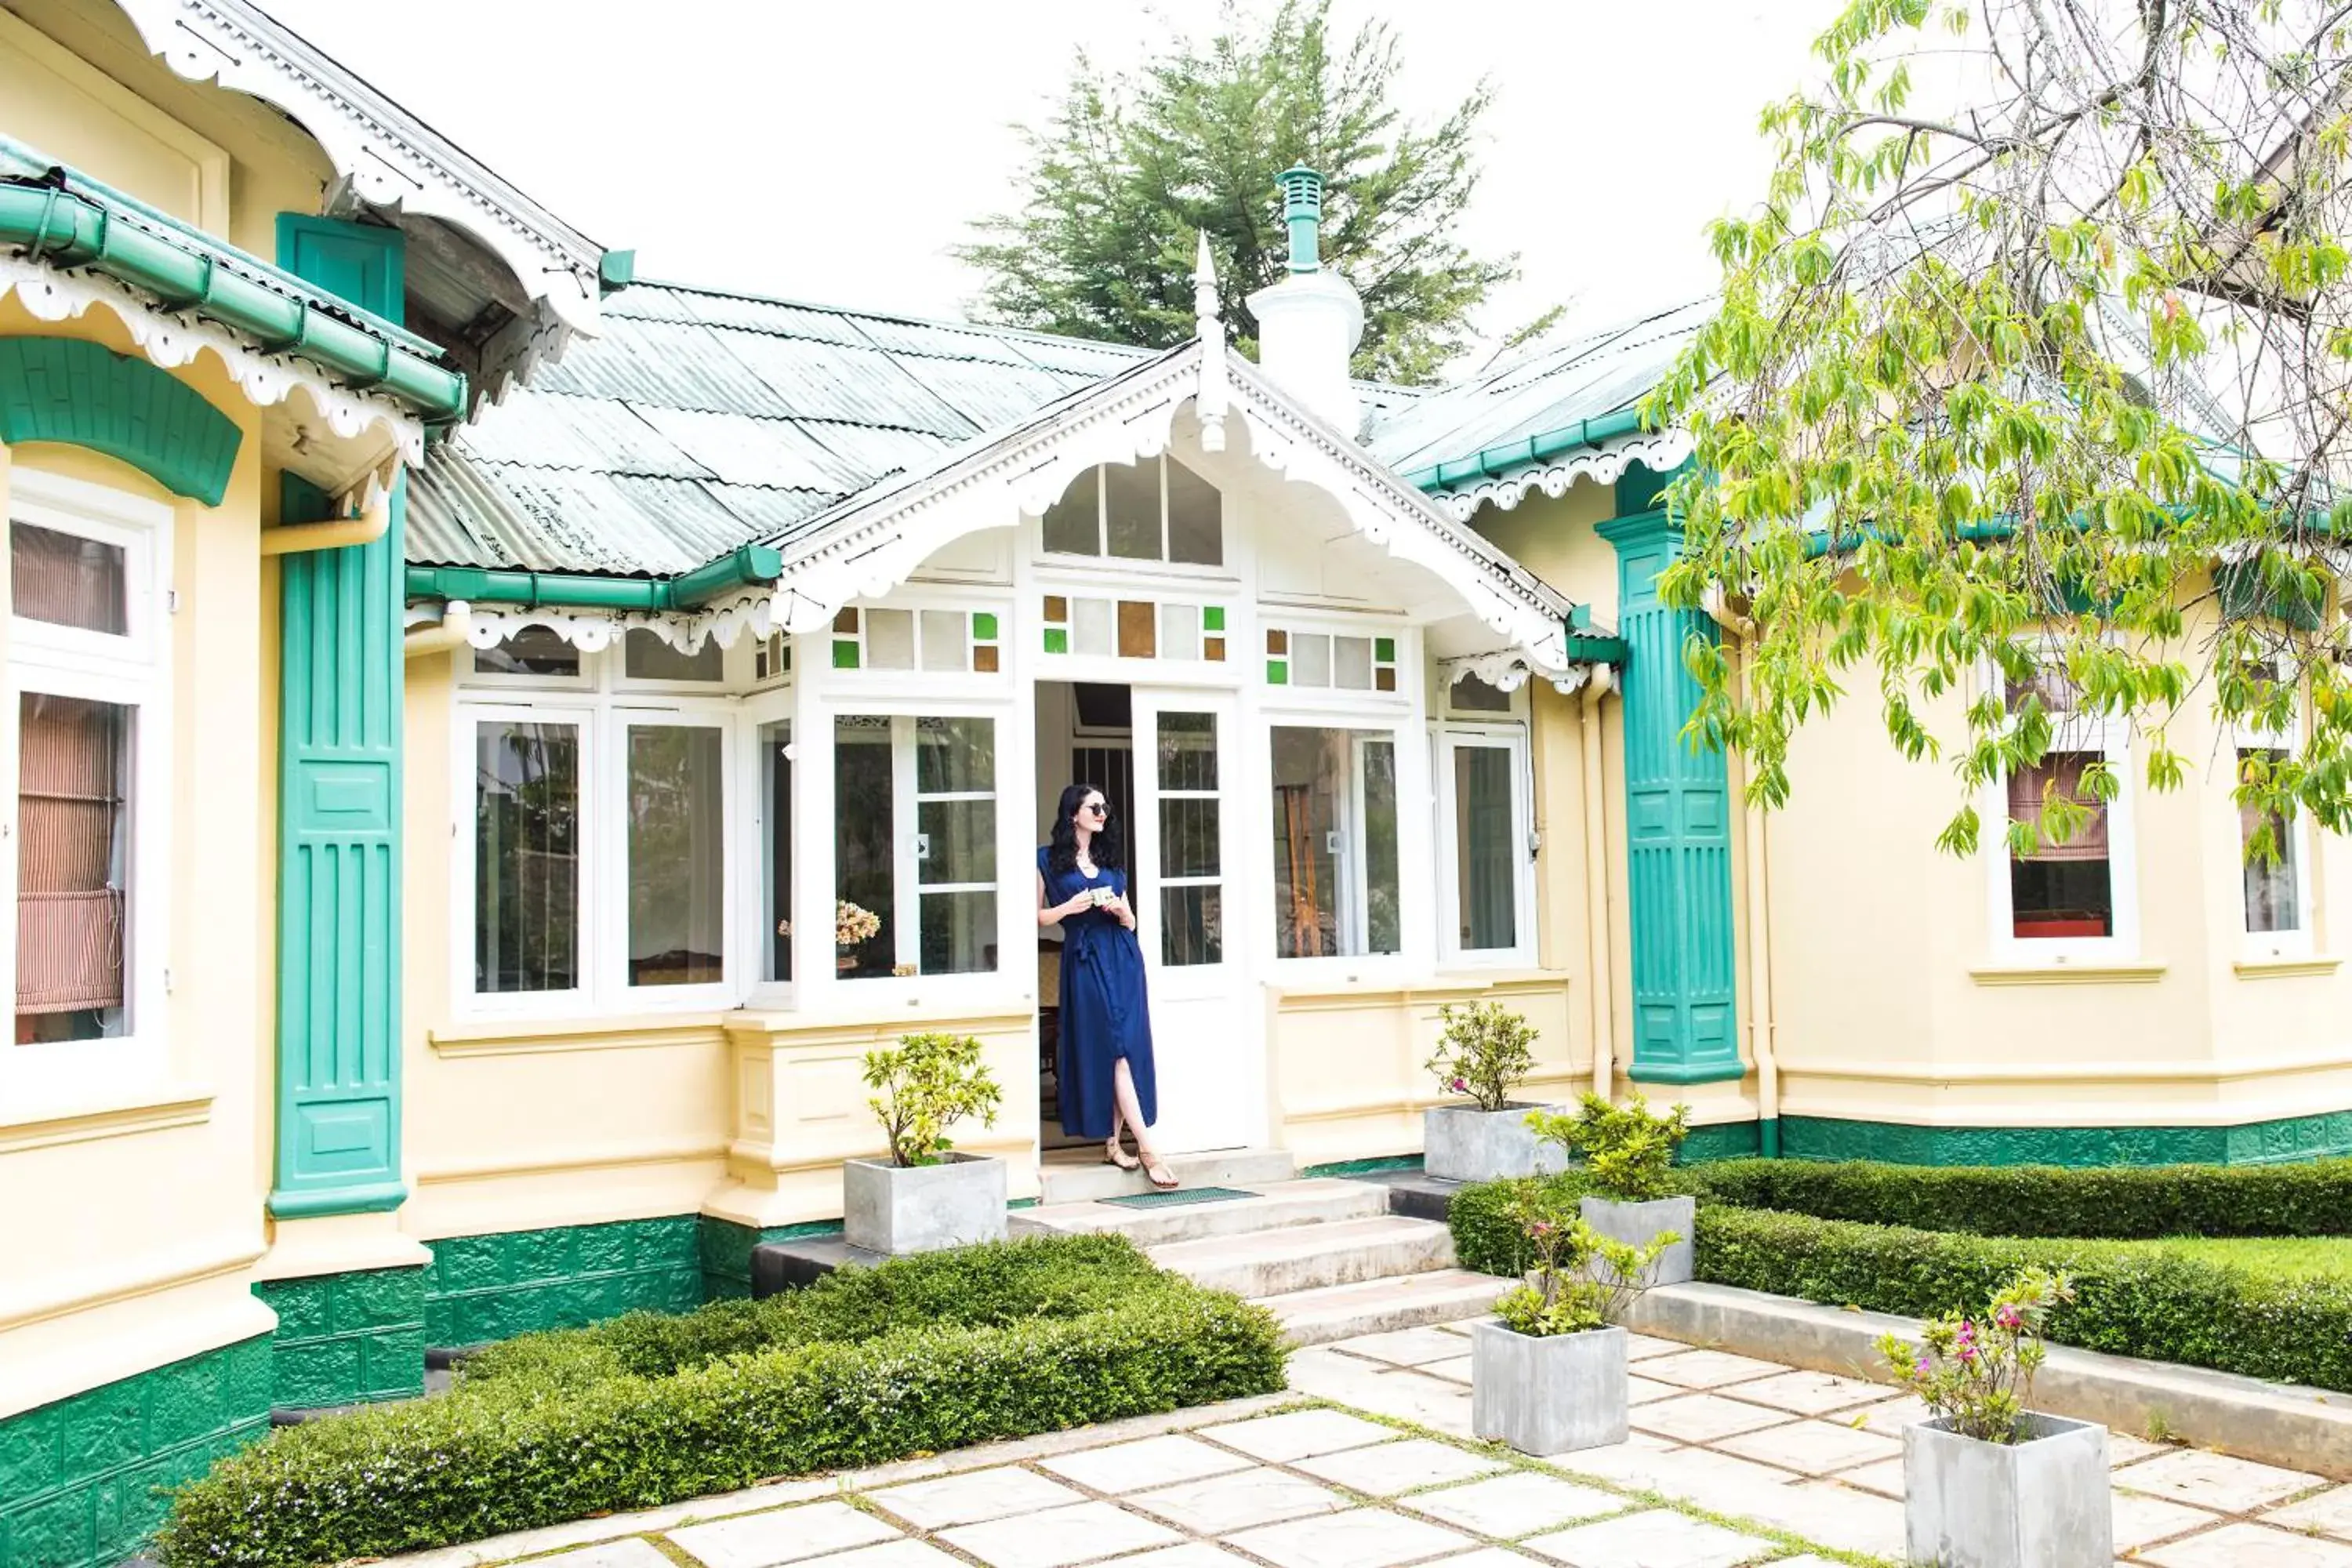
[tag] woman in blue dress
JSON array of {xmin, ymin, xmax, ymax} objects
[{"xmin": 1037, "ymin": 783, "xmax": 1174, "ymax": 1189}]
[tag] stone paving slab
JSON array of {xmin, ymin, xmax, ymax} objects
[{"xmin": 367, "ymin": 1308, "xmax": 2352, "ymax": 1568}]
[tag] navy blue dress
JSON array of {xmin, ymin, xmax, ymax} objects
[{"xmin": 1040, "ymin": 845, "xmax": 1157, "ymax": 1138}]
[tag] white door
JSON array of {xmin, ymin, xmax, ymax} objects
[{"xmin": 1130, "ymin": 688, "xmax": 1261, "ymax": 1152}]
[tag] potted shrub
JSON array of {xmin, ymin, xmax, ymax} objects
[
  {"xmin": 1471, "ymin": 1185, "xmax": 1674, "ymax": 1455},
  {"xmin": 776, "ymin": 899, "xmax": 882, "ymax": 974},
  {"xmin": 1528, "ymin": 1092, "xmax": 1694, "ymax": 1286},
  {"xmin": 1421, "ymin": 1001, "xmax": 1565, "ymax": 1182},
  {"xmin": 1882, "ymin": 1269, "xmax": 2111, "ymax": 1568},
  {"xmin": 842, "ymin": 1031, "xmax": 1007, "ymax": 1254}
]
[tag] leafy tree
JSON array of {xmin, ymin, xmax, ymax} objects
[
  {"xmin": 960, "ymin": 0, "xmax": 1542, "ymax": 384},
  {"xmin": 1646, "ymin": 0, "xmax": 2352, "ymax": 858}
]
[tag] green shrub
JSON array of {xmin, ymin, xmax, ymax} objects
[
  {"xmin": 1682, "ymin": 1156, "xmax": 2352, "ymax": 1239},
  {"xmin": 1526, "ymin": 1093, "xmax": 1690, "ymax": 1201},
  {"xmin": 866, "ymin": 1030, "xmax": 1004, "ymax": 1167},
  {"xmin": 1450, "ymin": 1170, "xmax": 1604, "ymax": 1276},
  {"xmin": 1424, "ymin": 1000, "xmax": 1539, "ymax": 1113},
  {"xmin": 159, "ymin": 1238, "xmax": 1283, "ymax": 1568},
  {"xmin": 1698, "ymin": 1204, "xmax": 2352, "ymax": 1392}
]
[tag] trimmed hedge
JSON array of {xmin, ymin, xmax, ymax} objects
[
  {"xmin": 1683, "ymin": 1156, "xmax": 2352, "ymax": 1239},
  {"xmin": 1449, "ymin": 1170, "xmax": 1602, "ymax": 1276},
  {"xmin": 1697, "ymin": 1203, "xmax": 2352, "ymax": 1392},
  {"xmin": 158, "ymin": 1237, "xmax": 1284, "ymax": 1568}
]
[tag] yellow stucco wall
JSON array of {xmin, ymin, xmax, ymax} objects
[{"xmin": 0, "ymin": 302, "xmax": 278, "ymax": 1421}]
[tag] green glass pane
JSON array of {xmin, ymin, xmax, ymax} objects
[
  {"xmin": 832, "ymin": 639, "xmax": 860, "ymax": 669},
  {"xmin": 1267, "ymin": 660, "xmax": 1288, "ymax": 685},
  {"xmin": 1374, "ymin": 637, "xmax": 1396, "ymax": 663},
  {"xmin": 1203, "ymin": 605, "xmax": 1225, "ymax": 632},
  {"xmin": 972, "ymin": 612, "xmax": 1000, "ymax": 641},
  {"xmin": 1044, "ymin": 626, "xmax": 1069, "ymax": 654}
]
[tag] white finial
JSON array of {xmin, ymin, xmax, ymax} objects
[
  {"xmin": 1194, "ymin": 230, "xmax": 1221, "ymax": 334},
  {"xmin": 1193, "ymin": 231, "xmax": 1229, "ymax": 453}
]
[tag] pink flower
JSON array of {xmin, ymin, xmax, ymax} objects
[
  {"xmin": 1530, "ymin": 1220, "xmax": 1555, "ymax": 1237},
  {"xmin": 1996, "ymin": 1304, "xmax": 2023, "ymax": 1330},
  {"xmin": 1450, "ymin": 1076, "xmax": 1468, "ymax": 1093},
  {"xmin": 1915, "ymin": 1356, "xmax": 1933, "ymax": 1378}
]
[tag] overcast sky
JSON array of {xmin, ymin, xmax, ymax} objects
[{"xmin": 260, "ymin": 0, "xmax": 1843, "ymax": 360}]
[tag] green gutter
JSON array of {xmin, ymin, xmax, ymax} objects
[
  {"xmin": 1405, "ymin": 408, "xmax": 1650, "ymax": 492},
  {"xmin": 1, "ymin": 169, "xmax": 465, "ymax": 424},
  {"xmin": 407, "ymin": 545, "xmax": 783, "ymax": 612}
]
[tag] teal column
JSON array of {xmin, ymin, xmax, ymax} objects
[
  {"xmin": 267, "ymin": 216, "xmax": 408, "ymax": 1217},
  {"xmin": 1596, "ymin": 508, "xmax": 1744, "ymax": 1085}
]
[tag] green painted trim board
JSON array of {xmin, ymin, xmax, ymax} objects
[
  {"xmin": 0, "ymin": 336, "xmax": 241, "ymax": 503},
  {"xmin": 1780, "ymin": 1110, "xmax": 2352, "ymax": 1167}
]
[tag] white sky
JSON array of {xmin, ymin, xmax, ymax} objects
[{"xmin": 259, "ymin": 0, "xmax": 1843, "ymax": 361}]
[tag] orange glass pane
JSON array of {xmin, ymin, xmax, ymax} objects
[
  {"xmin": 1203, "ymin": 637, "xmax": 1225, "ymax": 662},
  {"xmin": 973, "ymin": 644, "xmax": 1000, "ymax": 673},
  {"xmin": 1374, "ymin": 666, "xmax": 1396, "ymax": 692},
  {"xmin": 1117, "ymin": 601, "xmax": 1158, "ymax": 659},
  {"xmin": 833, "ymin": 605, "xmax": 860, "ymax": 633},
  {"xmin": 1266, "ymin": 628, "xmax": 1288, "ymax": 655},
  {"xmin": 1043, "ymin": 594, "xmax": 1069, "ymax": 622}
]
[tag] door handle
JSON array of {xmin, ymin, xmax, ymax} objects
[{"xmin": 915, "ymin": 833, "xmax": 931, "ymax": 862}]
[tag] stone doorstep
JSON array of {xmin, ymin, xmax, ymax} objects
[{"xmin": 1629, "ymin": 1280, "xmax": 2352, "ymax": 1479}]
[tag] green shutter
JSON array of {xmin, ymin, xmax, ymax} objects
[
  {"xmin": 1598, "ymin": 510, "xmax": 1743, "ymax": 1085},
  {"xmin": 268, "ymin": 216, "xmax": 408, "ymax": 1218}
]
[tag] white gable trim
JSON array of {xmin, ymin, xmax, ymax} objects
[
  {"xmin": 113, "ymin": 0, "xmax": 602, "ymax": 386},
  {"xmin": 444, "ymin": 339, "xmax": 1588, "ymax": 676}
]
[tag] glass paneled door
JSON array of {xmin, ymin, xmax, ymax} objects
[{"xmin": 1131, "ymin": 689, "xmax": 1261, "ymax": 1152}]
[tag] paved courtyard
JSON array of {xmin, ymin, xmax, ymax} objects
[{"xmin": 387, "ymin": 1318, "xmax": 2352, "ymax": 1568}]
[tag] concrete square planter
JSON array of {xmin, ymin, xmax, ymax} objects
[
  {"xmin": 1904, "ymin": 1413, "xmax": 2112, "ymax": 1568},
  {"xmin": 842, "ymin": 1151, "xmax": 1007, "ymax": 1255},
  {"xmin": 1578, "ymin": 1193, "xmax": 1695, "ymax": 1286},
  {"xmin": 1423, "ymin": 1102, "xmax": 1567, "ymax": 1183},
  {"xmin": 1470, "ymin": 1319, "xmax": 1628, "ymax": 1454}
]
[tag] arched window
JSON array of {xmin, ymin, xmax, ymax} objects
[{"xmin": 1040, "ymin": 456, "xmax": 1222, "ymax": 566}]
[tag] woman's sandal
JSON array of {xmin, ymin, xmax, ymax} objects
[
  {"xmin": 1142, "ymin": 1157, "xmax": 1179, "ymax": 1191},
  {"xmin": 1103, "ymin": 1138, "xmax": 1141, "ymax": 1171}
]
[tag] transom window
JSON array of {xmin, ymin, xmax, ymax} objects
[
  {"xmin": 1041, "ymin": 456, "xmax": 1222, "ymax": 566},
  {"xmin": 2233, "ymin": 661, "xmax": 2310, "ymax": 955}
]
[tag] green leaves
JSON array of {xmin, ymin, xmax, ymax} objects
[
  {"xmin": 1642, "ymin": 0, "xmax": 2352, "ymax": 852},
  {"xmin": 1424, "ymin": 1000, "xmax": 1539, "ymax": 1112},
  {"xmin": 1526, "ymin": 1092, "xmax": 1692, "ymax": 1203},
  {"xmin": 958, "ymin": 0, "xmax": 1522, "ymax": 383},
  {"xmin": 864, "ymin": 1032, "xmax": 1004, "ymax": 1167}
]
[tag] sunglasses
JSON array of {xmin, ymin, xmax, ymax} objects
[{"xmin": 1081, "ymin": 801, "xmax": 1109, "ymax": 817}]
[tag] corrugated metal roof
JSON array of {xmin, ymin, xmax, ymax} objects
[
  {"xmin": 1365, "ymin": 299, "xmax": 1714, "ymax": 480},
  {"xmin": 411, "ymin": 280, "xmax": 1156, "ymax": 572}
]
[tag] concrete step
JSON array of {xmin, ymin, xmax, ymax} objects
[
  {"xmin": 1258, "ymin": 1268, "xmax": 1509, "ymax": 1346},
  {"xmin": 1036, "ymin": 1147, "xmax": 1298, "ymax": 1206},
  {"xmin": 1148, "ymin": 1214, "xmax": 1456, "ymax": 1298},
  {"xmin": 1008, "ymin": 1178, "xmax": 1392, "ymax": 1247}
]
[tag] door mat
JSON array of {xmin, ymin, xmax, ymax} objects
[{"xmin": 1097, "ymin": 1185, "xmax": 1260, "ymax": 1210}]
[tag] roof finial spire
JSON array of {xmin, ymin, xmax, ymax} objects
[
  {"xmin": 1193, "ymin": 229, "xmax": 1228, "ymax": 453},
  {"xmin": 1193, "ymin": 229, "xmax": 1221, "ymax": 336}
]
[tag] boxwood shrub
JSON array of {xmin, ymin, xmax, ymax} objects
[
  {"xmin": 1698, "ymin": 1203, "xmax": 2352, "ymax": 1392},
  {"xmin": 1683, "ymin": 1156, "xmax": 2352, "ymax": 1239},
  {"xmin": 158, "ymin": 1236, "xmax": 1284, "ymax": 1568}
]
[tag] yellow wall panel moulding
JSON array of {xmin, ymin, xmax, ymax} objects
[
  {"xmin": 723, "ymin": 1004, "xmax": 1039, "ymax": 1050},
  {"xmin": 256, "ymin": 1212, "xmax": 432, "ymax": 1281},
  {"xmin": 1967, "ymin": 962, "xmax": 2170, "ymax": 986},
  {"xmin": 1783, "ymin": 1044, "xmax": 2352, "ymax": 1086},
  {"xmin": 2234, "ymin": 956, "xmax": 2343, "ymax": 980},
  {"xmin": 0, "ymin": 1230, "xmax": 264, "ymax": 1334},
  {"xmin": 413, "ymin": 1138, "xmax": 731, "ymax": 1185},
  {"xmin": 0, "ymin": 1083, "xmax": 212, "ymax": 1153},
  {"xmin": 427, "ymin": 1015, "xmax": 729, "ymax": 1057}
]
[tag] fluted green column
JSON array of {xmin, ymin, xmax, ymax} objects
[{"xmin": 267, "ymin": 216, "xmax": 408, "ymax": 1216}]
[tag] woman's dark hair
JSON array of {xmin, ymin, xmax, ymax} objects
[{"xmin": 1048, "ymin": 782, "xmax": 1123, "ymax": 873}]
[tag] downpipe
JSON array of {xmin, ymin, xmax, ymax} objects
[{"xmin": 1702, "ymin": 585, "xmax": 1780, "ymax": 1156}]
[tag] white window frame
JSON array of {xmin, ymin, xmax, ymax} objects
[
  {"xmin": 605, "ymin": 699, "xmax": 738, "ymax": 1007},
  {"xmin": 458, "ymin": 700, "xmax": 597, "ymax": 1017},
  {"xmin": 827, "ymin": 704, "xmax": 1007, "ymax": 996},
  {"xmin": 1265, "ymin": 713, "xmax": 1409, "ymax": 969},
  {"xmin": 612, "ymin": 626, "xmax": 730, "ymax": 694},
  {"xmin": 2232, "ymin": 659, "xmax": 2314, "ymax": 959},
  {"xmin": 1036, "ymin": 456, "xmax": 1226, "ymax": 573},
  {"xmin": 0, "ymin": 468, "xmax": 173, "ymax": 1109},
  {"xmin": 1434, "ymin": 724, "xmax": 1537, "ymax": 969},
  {"xmin": 1984, "ymin": 655, "xmax": 2141, "ymax": 964},
  {"xmin": 742, "ymin": 688, "xmax": 796, "ymax": 1007},
  {"xmin": 458, "ymin": 625, "xmax": 594, "ymax": 691}
]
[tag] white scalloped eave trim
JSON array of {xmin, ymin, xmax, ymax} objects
[
  {"xmin": 1441, "ymin": 648, "xmax": 1594, "ymax": 697},
  {"xmin": 1432, "ymin": 429, "xmax": 1697, "ymax": 522},
  {"xmin": 454, "ymin": 589, "xmax": 779, "ymax": 655},
  {"xmin": 0, "ymin": 257, "xmax": 426, "ymax": 466}
]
